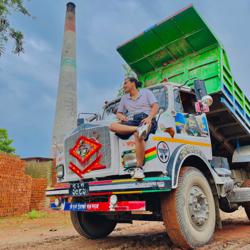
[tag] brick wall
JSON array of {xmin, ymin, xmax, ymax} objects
[
  {"xmin": 30, "ymin": 178, "xmax": 47, "ymax": 211},
  {"xmin": 0, "ymin": 153, "xmax": 47, "ymax": 217}
]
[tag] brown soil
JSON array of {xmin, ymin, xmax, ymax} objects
[{"xmin": 0, "ymin": 208, "xmax": 250, "ymax": 250}]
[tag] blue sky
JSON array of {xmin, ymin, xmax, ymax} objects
[{"xmin": 0, "ymin": 0, "xmax": 249, "ymax": 157}]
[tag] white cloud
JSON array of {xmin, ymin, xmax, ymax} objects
[
  {"xmin": 26, "ymin": 38, "xmax": 51, "ymax": 52},
  {"xmin": 78, "ymin": 79, "xmax": 118, "ymax": 115},
  {"xmin": 1, "ymin": 35, "xmax": 58, "ymax": 91},
  {"xmin": 82, "ymin": 1, "xmax": 155, "ymax": 57}
]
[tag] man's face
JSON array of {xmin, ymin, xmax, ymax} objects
[{"xmin": 123, "ymin": 79, "xmax": 134, "ymax": 93}]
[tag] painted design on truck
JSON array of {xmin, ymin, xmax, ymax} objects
[
  {"xmin": 145, "ymin": 147, "xmax": 157, "ymax": 162},
  {"xmin": 122, "ymin": 147, "xmax": 158, "ymax": 169},
  {"xmin": 69, "ymin": 135, "xmax": 105, "ymax": 177},
  {"xmin": 153, "ymin": 136, "xmax": 211, "ymax": 147},
  {"xmin": 69, "ymin": 135, "xmax": 102, "ymax": 164},
  {"xmin": 51, "ymin": 200, "xmax": 146, "ymax": 212},
  {"xmin": 175, "ymin": 113, "xmax": 209, "ymax": 137},
  {"xmin": 157, "ymin": 141, "xmax": 170, "ymax": 163}
]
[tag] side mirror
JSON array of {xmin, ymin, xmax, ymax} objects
[
  {"xmin": 77, "ymin": 118, "xmax": 84, "ymax": 126},
  {"xmin": 87, "ymin": 114, "xmax": 98, "ymax": 122},
  {"xmin": 194, "ymin": 80, "xmax": 207, "ymax": 100},
  {"xmin": 193, "ymin": 79, "xmax": 213, "ymax": 113}
]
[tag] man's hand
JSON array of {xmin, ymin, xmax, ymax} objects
[
  {"xmin": 141, "ymin": 116, "xmax": 152, "ymax": 125},
  {"xmin": 141, "ymin": 103, "xmax": 158, "ymax": 125},
  {"xmin": 120, "ymin": 115, "xmax": 128, "ymax": 122},
  {"xmin": 117, "ymin": 113, "xmax": 128, "ymax": 122}
]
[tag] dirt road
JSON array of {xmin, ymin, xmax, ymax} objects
[{"xmin": 0, "ymin": 208, "xmax": 250, "ymax": 250}]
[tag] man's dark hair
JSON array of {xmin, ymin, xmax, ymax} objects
[{"xmin": 125, "ymin": 77, "xmax": 142, "ymax": 88}]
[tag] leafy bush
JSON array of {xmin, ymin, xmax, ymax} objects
[
  {"xmin": 27, "ymin": 209, "xmax": 47, "ymax": 219},
  {"xmin": 25, "ymin": 161, "xmax": 52, "ymax": 186}
]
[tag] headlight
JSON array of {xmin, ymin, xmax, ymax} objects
[
  {"xmin": 54, "ymin": 198, "xmax": 61, "ymax": 207},
  {"xmin": 56, "ymin": 164, "xmax": 64, "ymax": 179},
  {"xmin": 201, "ymin": 95, "xmax": 213, "ymax": 107},
  {"xmin": 122, "ymin": 151, "xmax": 137, "ymax": 168}
]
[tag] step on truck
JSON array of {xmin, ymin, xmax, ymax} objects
[{"xmin": 46, "ymin": 6, "xmax": 250, "ymax": 249}]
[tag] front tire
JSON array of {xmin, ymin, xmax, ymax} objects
[
  {"xmin": 70, "ymin": 211, "xmax": 117, "ymax": 239},
  {"xmin": 161, "ymin": 167, "xmax": 216, "ymax": 249}
]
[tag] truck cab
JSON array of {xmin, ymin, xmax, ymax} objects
[
  {"xmin": 57, "ymin": 82, "xmax": 212, "ymax": 182},
  {"xmin": 47, "ymin": 6, "xmax": 250, "ymax": 249}
]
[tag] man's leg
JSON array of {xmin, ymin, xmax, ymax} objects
[
  {"xmin": 131, "ymin": 132, "xmax": 146, "ymax": 180},
  {"xmin": 109, "ymin": 122, "xmax": 137, "ymax": 134},
  {"xmin": 134, "ymin": 132, "xmax": 145, "ymax": 167}
]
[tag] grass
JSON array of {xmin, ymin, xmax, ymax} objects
[{"xmin": 27, "ymin": 209, "xmax": 47, "ymax": 219}]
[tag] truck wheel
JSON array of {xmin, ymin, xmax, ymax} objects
[
  {"xmin": 242, "ymin": 179, "xmax": 250, "ymax": 220},
  {"xmin": 70, "ymin": 211, "xmax": 117, "ymax": 239},
  {"xmin": 161, "ymin": 167, "xmax": 216, "ymax": 249}
]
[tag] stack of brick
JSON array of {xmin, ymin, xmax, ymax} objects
[
  {"xmin": 30, "ymin": 178, "xmax": 47, "ymax": 211},
  {"xmin": 0, "ymin": 153, "xmax": 32, "ymax": 217},
  {"xmin": 0, "ymin": 153, "xmax": 48, "ymax": 217}
]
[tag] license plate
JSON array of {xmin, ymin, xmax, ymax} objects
[{"xmin": 70, "ymin": 182, "xmax": 89, "ymax": 196}]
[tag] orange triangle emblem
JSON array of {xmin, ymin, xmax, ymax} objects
[{"xmin": 69, "ymin": 135, "xmax": 102, "ymax": 164}]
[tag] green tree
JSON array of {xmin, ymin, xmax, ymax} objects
[
  {"xmin": 0, "ymin": 128, "xmax": 15, "ymax": 153},
  {"xmin": 122, "ymin": 64, "xmax": 137, "ymax": 78},
  {"xmin": 0, "ymin": 0, "xmax": 30, "ymax": 56}
]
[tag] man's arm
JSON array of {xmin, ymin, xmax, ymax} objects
[
  {"xmin": 142, "ymin": 89, "xmax": 159, "ymax": 125},
  {"xmin": 148, "ymin": 103, "xmax": 159, "ymax": 119},
  {"xmin": 116, "ymin": 97, "xmax": 128, "ymax": 122}
]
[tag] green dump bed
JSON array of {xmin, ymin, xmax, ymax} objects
[{"xmin": 117, "ymin": 5, "xmax": 250, "ymax": 157}]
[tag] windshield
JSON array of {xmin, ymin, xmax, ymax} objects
[
  {"xmin": 103, "ymin": 86, "xmax": 168, "ymax": 119},
  {"xmin": 151, "ymin": 86, "xmax": 168, "ymax": 110}
]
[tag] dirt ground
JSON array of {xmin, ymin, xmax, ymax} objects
[{"xmin": 0, "ymin": 208, "xmax": 250, "ymax": 250}]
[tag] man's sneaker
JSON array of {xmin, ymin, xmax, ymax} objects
[
  {"xmin": 137, "ymin": 124, "xmax": 150, "ymax": 140},
  {"xmin": 131, "ymin": 167, "xmax": 145, "ymax": 180}
]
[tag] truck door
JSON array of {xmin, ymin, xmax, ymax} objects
[
  {"xmin": 173, "ymin": 88, "xmax": 212, "ymax": 159},
  {"xmin": 174, "ymin": 89, "xmax": 208, "ymax": 136}
]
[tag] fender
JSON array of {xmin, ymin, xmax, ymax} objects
[{"xmin": 167, "ymin": 144, "xmax": 223, "ymax": 189}]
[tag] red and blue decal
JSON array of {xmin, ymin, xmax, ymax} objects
[{"xmin": 51, "ymin": 201, "xmax": 146, "ymax": 212}]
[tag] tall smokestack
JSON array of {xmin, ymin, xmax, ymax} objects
[{"xmin": 52, "ymin": 2, "xmax": 77, "ymax": 154}]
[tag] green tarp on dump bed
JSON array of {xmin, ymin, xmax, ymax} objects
[
  {"xmin": 117, "ymin": 5, "xmax": 250, "ymax": 154},
  {"xmin": 117, "ymin": 5, "xmax": 218, "ymax": 75}
]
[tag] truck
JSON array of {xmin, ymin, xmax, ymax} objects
[{"xmin": 46, "ymin": 5, "xmax": 250, "ymax": 249}]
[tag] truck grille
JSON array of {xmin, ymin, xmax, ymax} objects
[{"xmin": 64, "ymin": 125, "xmax": 111, "ymax": 177}]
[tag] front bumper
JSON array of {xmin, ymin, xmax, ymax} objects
[
  {"xmin": 46, "ymin": 176, "xmax": 172, "ymax": 198},
  {"xmin": 46, "ymin": 177, "xmax": 171, "ymax": 212}
]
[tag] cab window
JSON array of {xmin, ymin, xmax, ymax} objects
[
  {"xmin": 151, "ymin": 86, "xmax": 168, "ymax": 111},
  {"xmin": 174, "ymin": 89, "xmax": 184, "ymax": 113}
]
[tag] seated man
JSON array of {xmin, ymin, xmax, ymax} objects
[{"xmin": 109, "ymin": 77, "xmax": 159, "ymax": 180}]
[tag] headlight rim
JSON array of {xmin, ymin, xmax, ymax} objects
[{"xmin": 56, "ymin": 164, "xmax": 64, "ymax": 179}]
